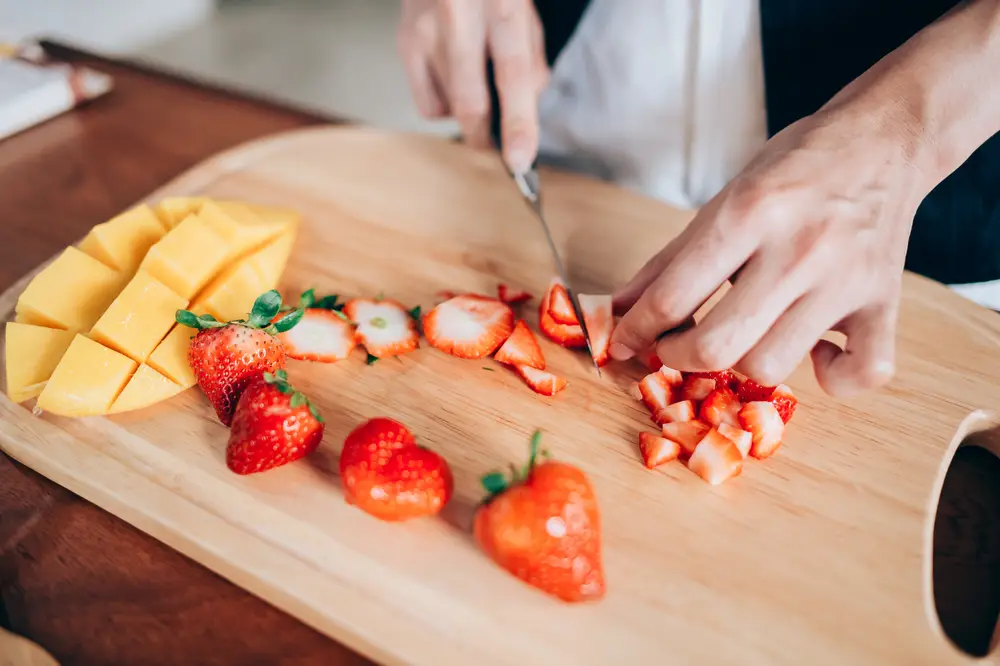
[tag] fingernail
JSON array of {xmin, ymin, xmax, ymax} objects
[
  {"xmin": 505, "ymin": 141, "xmax": 532, "ymax": 174},
  {"xmin": 610, "ymin": 343, "xmax": 635, "ymax": 361}
]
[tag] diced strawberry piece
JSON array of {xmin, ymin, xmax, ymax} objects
[
  {"xmin": 699, "ymin": 387, "xmax": 742, "ymax": 427},
  {"xmin": 577, "ymin": 293, "xmax": 614, "ymax": 366},
  {"xmin": 654, "ymin": 400, "xmax": 695, "ymax": 425},
  {"xmin": 689, "ymin": 370, "xmax": 741, "ymax": 391},
  {"xmin": 717, "ymin": 423, "xmax": 752, "ymax": 458},
  {"xmin": 641, "ymin": 348, "xmax": 663, "ymax": 371},
  {"xmin": 342, "ymin": 298, "xmax": 419, "ymax": 359},
  {"xmin": 679, "ymin": 375, "xmax": 716, "ymax": 402},
  {"xmin": 277, "ymin": 308, "xmax": 355, "ymax": 363},
  {"xmin": 423, "ymin": 294, "xmax": 515, "ymax": 359},
  {"xmin": 771, "ymin": 384, "xmax": 798, "ymax": 423},
  {"xmin": 547, "ymin": 283, "xmax": 579, "ymax": 325},
  {"xmin": 735, "ymin": 378, "xmax": 775, "ymax": 403},
  {"xmin": 515, "ymin": 365, "xmax": 567, "ymax": 396},
  {"xmin": 497, "ymin": 283, "xmax": 532, "ymax": 305},
  {"xmin": 661, "ymin": 420, "xmax": 711, "ymax": 457},
  {"xmin": 687, "ymin": 428, "xmax": 744, "ymax": 485},
  {"xmin": 738, "ymin": 401, "xmax": 785, "ymax": 459},
  {"xmin": 638, "ymin": 368, "xmax": 683, "ymax": 416},
  {"xmin": 494, "ymin": 320, "xmax": 545, "ymax": 370},
  {"xmin": 639, "ymin": 431, "xmax": 681, "ymax": 469},
  {"xmin": 538, "ymin": 279, "xmax": 587, "ymax": 349}
]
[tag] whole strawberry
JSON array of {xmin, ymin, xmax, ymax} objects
[
  {"xmin": 339, "ymin": 417, "xmax": 453, "ymax": 521},
  {"xmin": 473, "ymin": 431, "xmax": 605, "ymax": 603},
  {"xmin": 226, "ymin": 370, "xmax": 325, "ymax": 475},
  {"xmin": 177, "ymin": 289, "xmax": 303, "ymax": 426}
]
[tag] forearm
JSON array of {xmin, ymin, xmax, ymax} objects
[{"xmin": 821, "ymin": 0, "xmax": 1000, "ymax": 189}]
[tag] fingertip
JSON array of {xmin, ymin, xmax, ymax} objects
[
  {"xmin": 810, "ymin": 339, "xmax": 846, "ymax": 396},
  {"xmin": 609, "ymin": 342, "xmax": 635, "ymax": 362}
]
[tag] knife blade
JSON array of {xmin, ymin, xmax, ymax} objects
[{"xmin": 510, "ymin": 166, "xmax": 602, "ymax": 376}]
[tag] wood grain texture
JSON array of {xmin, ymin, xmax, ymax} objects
[{"xmin": 3, "ymin": 125, "xmax": 1000, "ymax": 666}]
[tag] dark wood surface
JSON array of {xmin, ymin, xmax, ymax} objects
[{"xmin": 1, "ymin": 41, "xmax": 998, "ymax": 666}]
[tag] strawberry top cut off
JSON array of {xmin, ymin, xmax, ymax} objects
[
  {"xmin": 177, "ymin": 289, "xmax": 303, "ymax": 426},
  {"xmin": 473, "ymin": 431, "xmax": 605, "ymax": 603}
]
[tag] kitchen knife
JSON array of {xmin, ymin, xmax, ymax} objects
[{"xmin": 509, "ymin": 165, "xmax": 601, "ymax": 376}]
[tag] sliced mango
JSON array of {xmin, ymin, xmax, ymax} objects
[
  {"xmin": 240, "ymin": 202, "xmax": 301, "ymax": 233},
  {"xmin": 78, "ymin": 204, "xmax": 166, "ymax": 273},
  {"xmin": 147, "ymin": 324, "xmax": 197, "ymax": 388},
  {"xmin": 4, "ymin": 324, "xmax": 76, "ymax": 403},
  {"xmin": 109, "ymin": 364, "xmax": 185, "ymax": 414},
  {"xmin": 37, "ymin": 335, "xmax": 137, "ymax": 417},
  {"xmin": 154, "ymin": 197, "xmax": 207, "ymax": 228},
  {"xmin": 192, "ymin": 259, "xmax": 268, "ymax": 322},
  {"xmin": 198, "ymin": 200, "xmax": 287, "ymax": 263},
  {"xmin": 246, "ymin": 231, "xmax": 296, "ymax": 288},
  {"xmin": 139, "ymin": 214, "xmax": 232, "ymax": 300},
  {"xmin": 15, "ymin": 247, "xmax": 124, "ymax": 331},
  {"xmin": 89, "ymin": 271, "xmax": 188, "ymax": 363}
]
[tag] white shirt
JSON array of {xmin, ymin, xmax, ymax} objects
[{"xmin": 537, "ymin": 0, "xmax": 1000, "ymax": 309}]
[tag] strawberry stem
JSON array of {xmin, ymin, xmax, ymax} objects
[
  {"xmin": 177, "ymin": 290, "xmax": 304, "ymax": 334},
  {"xmin": 366, "ymin": 353, "xmax": 379, "ymax": 366},
  {"xmin": 479, "ymin": 430, "xmax": 547, "ymax": 501}
]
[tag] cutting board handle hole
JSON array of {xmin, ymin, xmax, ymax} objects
[{"xmin": 932, "ymin": 421, "xmax": 1000, "ymax": 658}]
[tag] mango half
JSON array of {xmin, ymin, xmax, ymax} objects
[{"xmin": 4, "ymin": 198, "xmax": 299, "ymax": 417}]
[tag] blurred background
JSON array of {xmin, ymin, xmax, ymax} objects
[{"xmin": 1, "ymin": 0, "xmax": 459, "ymax": 136}]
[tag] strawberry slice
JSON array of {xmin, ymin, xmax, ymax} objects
[
  {"xmin": 639, "ymin": 431, "xmax": 681, "ymax": 469},
  {"xmin": 638, "ymin": 367, "xmax": 684, "ymax": 416},
  {"xmin": 538, "ymin": 278, "xmax": 587, "ymax": 349},
  {"xmin": 547, "ymin": 283, "xmax": 579, "ymax": 325},
  {"xmin": 343, "ymin": 298, "xmax": 419, "ymax": 359},
  {"xmin": 699, "ymin": 387, "xmax": 742, "ymax": 427},
  {"xmin": 577, "ymin": 293, "xmax": 614, "ymax": 366},
  {"xmin": 771, "ymin": 384, "xmax": 798, "ymax": 423},
  {"xmin": 654, "ymin": 399, "xmax": 695, "ymax": 425},
  {"xmin": 717, "ymin": 423, "xmax": 752, "ymax": 458},
  {"xmin": 738, "ymin": 401, "xmax": 785, "ymax": 459},
  {"xmin": 423, "ymin": 294, "xmax": 514, "ymax": 359},
  {"xmin": 497, "ymin": 283, "xmax": 532, "ymax": 305},
  {"xmin": 687, "ymin": 428, "xmax": 744, "ymax": 485},
  {"xmin": 679, "ymin": 375, "xmax": 716, "ymax": 402},
  {"xmin": 661, "ymin": 420, "xmax": 711, "ymax": 458},
  {"xmin": 277, "ymin": 308, "xmax": 355, "ymax": 363},
  {"xmin": 515, "ymin": 365, "xmax": 567, "ymax": 396},
  {"xmin": 494, "ymin": 320, "xmax": 545, "ymax": 370}
]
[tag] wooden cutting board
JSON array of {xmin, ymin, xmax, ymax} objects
[{"xmin": 2, "ymin": 126, "xmax": 1000, "ymax": 666}]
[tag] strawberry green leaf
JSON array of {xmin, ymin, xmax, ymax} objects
[
  {"xmin": 248, "ymin": 289, "xmax": 283, "ymax": 328},
  {"xmin": 315, "ymin": 294, "xmax": 339, "ymax": 310},
  {"xmin": 525, "ymin": 430, "xmax": 543, "ymax": 476},
  {"xmin": 408, "ymin": 305, "xmax": 421, "ymax": 320},
  {"xmin": 330, "ymin": 308, "xmax": 354, "ymax": 324},
  {"xmin": 175, "ymin": 309, "xmax": 226, "ymax": 330},
  {"xmin": 375, "ymin": 291, "xmax": 385, "ymax": 302},
  {"xmin": 290, "ymin": 392, "xmax": 306, "ymax": 409},
  {"xmin": 308, "ymin": 402, "xmax": 324, "ymax": 423},
  {"xmin": 299, "ymin": 288, "xmax": 316, "ymax": 309},
  {"xmin": 366, "ymin": 353, "xmax": 379, "ymax": 366},
  {"xmin": 270, "ymin": 308, "xmax": 304, "ymax": 334},
  {"xmin": 481, "ymin": 472, "xmax": 508, "ymax": 496},
  {"xmin": 275, "ymin": 369, "xmax": 288, "ymax": 381},
  {"xmin": 482, "ymin": 366, "xmax": 495, "ymax": 371},
  {"xmin": 263, "ymin": 371, "xmax": 275, "ymax": 382}
]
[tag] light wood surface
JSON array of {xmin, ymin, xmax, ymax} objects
[
  {"xmin": 2, "ymin": 126, "xmax": 1000, "ymax": 666},
  {"xmin": 0, "ymin": 627, "xmax": 59, "ymax": 666}
]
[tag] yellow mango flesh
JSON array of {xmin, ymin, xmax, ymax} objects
[
  {"xmin": 6, "ymin": 197, "xmax": 297, "ymax": 416},
  {"xmin": 15, "ymin": 247, "xmax": 124, "ymax": 332},
  {"xmin": 78, "ymin": 204, "xmax": 166, "ymax": 273},
  {"xmin": 37, "ymin": 335, "xmax": 138, "ymax": 417},
  {"xmin": 4, "ymin": 324, "xmax": 76, "ymax": 403},
  {"xmin": 109, "ymin": 364, "xmax": 185, "ymax": 414},
  {"xmin": 139, "ymin": 214, "xmax": 232, "ymax": 300},
  {"xmin": 89, "ymin": 271, "xmax": 188, "ymax": 363}
]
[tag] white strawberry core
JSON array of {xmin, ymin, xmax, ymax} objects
[
  {"xmin": 284, "ymin": 314, "xmax": 352, "ymax": 355},
  {"xmin": 353, "ymin": 302, "xmax": 411, "ymax": 346},
  {"xmin": 433, "ymin": 299, "xmax": 496, "ymax": 342}
]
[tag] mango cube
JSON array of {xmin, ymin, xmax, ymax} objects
[
  {"xmin": 147, "ymin": 324, "xmax": 197, "ymax": 387},
  {"xmin": 140, "ymin": 215, "xmax": 231, "ymax": 300},
  {"xmin": 198, "ymin": 200, "xmax": 287, "ymax": 263},
  {"xmin": 89, "ymin": 271, "xmax": 188, "ymax": 362},
  {"xmin": 16, "ymin": 247, "xmax": 124, "ymax": 331},
  {"xmin": 154, "ymin": 197, "xmax": 207, "ymax": 228},
  {"xmin": 239, "ymin": 202, "xmax": 301, "ymax": 233},
  {"xmin": 192, "ymin": 260, "xmax": 267, "ymax": 322},
  {"xmin": 37, "ymin": 335, "xmax": 137, "ymax": 417},
  {"xmin": 109, "ymin": 364, "xmax": 185, "ymax": 414},
  {"xmin": 246, "ymin": 231, "xmax": 296, "ymax": 288},
  {"xmin": 4, "ymin": 324, "xmax": 76, "ymax": 403},
  {"xmin": 78, "ymin": 204, "xmax": 166, "ymax": 273}
]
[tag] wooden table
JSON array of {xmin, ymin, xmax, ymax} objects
[{"xmin": 1, "ymin": 42, "xmax": 998, "ymax": 666}]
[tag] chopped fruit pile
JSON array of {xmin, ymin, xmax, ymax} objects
[
  {"xmin": 339, "ymin": 417, "xmax": 453, "ymax": 521},
  {"xmin": 4, "ymin": 197, "xmax": 299, "ymax": 416},
  {"xmin": 473, "ymin": 431, "xmax": 605, "ymax": 603},
  {"xmin": 633, "ymin": 366, "xmax": 799, "ymax": 485}
]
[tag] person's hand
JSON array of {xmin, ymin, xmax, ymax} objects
[
  {"xmin": 609, "ymin": 102, "xmax": 931, "ymax": 397},
  {"xmin": 397, "ymin": 0, "xmax": 549, "ymax": 172}
]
